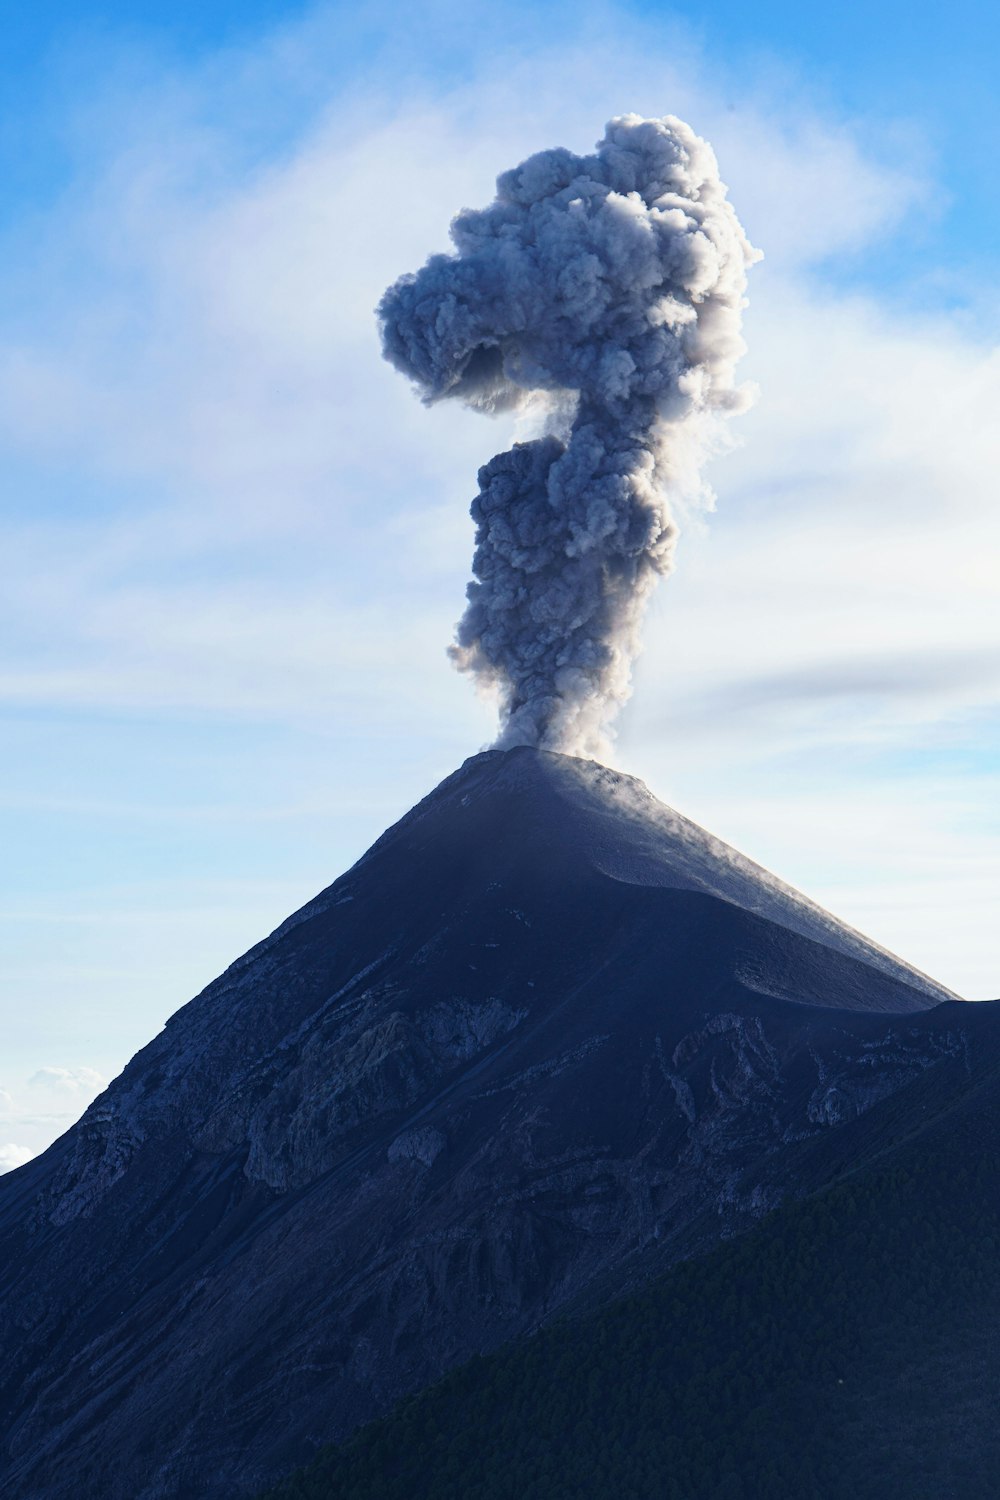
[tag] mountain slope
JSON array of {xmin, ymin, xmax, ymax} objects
[
  {"xmin": 0, "ymin": 749, "xmax": 966, "ymax": 1498},
  {"xmin": 264, "ymin": 1029, "xmax": 1000, "ymax": 1500}
]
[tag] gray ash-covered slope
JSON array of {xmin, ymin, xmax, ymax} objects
[{"xmin": 0, "ymin": 748, "xmax": 967, "ymax": 1499}]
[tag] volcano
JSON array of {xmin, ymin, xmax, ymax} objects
[{"xmin": 0, "ymin": 749, "xmax": 977, "ymax": 1499}]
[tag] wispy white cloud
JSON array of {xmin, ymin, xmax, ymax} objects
[
  {"xmin": 622, "ymin": 278, "xmax": 1000, "ymax": 780},
  {"xmin": 0, "ymin": 1066, "xmax": 109, "ymax": 1170},
  {"xmin": 28, "ymin": 1065, "xmax": 108, "ymax": 1094},
  {"xmin": 0, "ymin": 1144, "xmax": 34, "ymax": 1174}
]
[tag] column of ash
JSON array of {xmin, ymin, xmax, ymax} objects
[{"xmin": 379, "ymin": 114, "xmax": 759, "ymax": 758}]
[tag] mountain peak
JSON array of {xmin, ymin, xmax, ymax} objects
[{"xmin": 358, "ymin": 745, "xmax": 955, "ymax": 1008}]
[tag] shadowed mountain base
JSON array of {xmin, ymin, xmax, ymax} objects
[{"xmin": 265, "ymin": 1110, "xmax": 1000, "ymax": 1500}]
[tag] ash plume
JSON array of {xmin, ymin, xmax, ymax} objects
[{"xmin": 379, "ymin": 114, "xmax": 759, "ymax": 756}]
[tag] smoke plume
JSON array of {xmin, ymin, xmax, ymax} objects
[{"xmin": 379, "ymin": 114, "xmax": 759, "ymax": 756}]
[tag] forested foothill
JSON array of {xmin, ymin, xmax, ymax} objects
[{"xmin": 265, "ymin": 1120, "xmax": 1000, "ymax": 1499}]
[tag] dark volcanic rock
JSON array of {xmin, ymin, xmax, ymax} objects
[{"xmin": 0, "ymin": 748, "xmax": 966, "ymax": 1498}]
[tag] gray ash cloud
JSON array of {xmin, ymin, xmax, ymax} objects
[{"xmin": 379, "ymin": 114, "xmax": 759, "ymax": 756}]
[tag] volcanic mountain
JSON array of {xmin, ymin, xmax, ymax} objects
[{"xmin": 0, "ymin": 748, "xmax": 979, "ymax": 1498}]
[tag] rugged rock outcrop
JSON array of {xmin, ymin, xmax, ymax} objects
[{"xmin": 0, "ymin": 748, "xmax": 970, "ymax": 1498}]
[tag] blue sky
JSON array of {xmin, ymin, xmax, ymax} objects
[
  {"xmin": 5, "ymin": 0, "xmax": 999, "ymax": 286},
  {"xmin": 1, "ymin": 0, "xmax": 998, "ymax": 1167}
]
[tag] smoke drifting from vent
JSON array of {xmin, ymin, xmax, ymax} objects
[{"xmin": 379, "ymin": 114, "xmax": 759, "ymax": 757}]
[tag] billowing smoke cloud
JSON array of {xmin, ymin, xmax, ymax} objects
[{"xmin": 379, "ymin": 114, "xmax": 759, "ymax": 756}]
